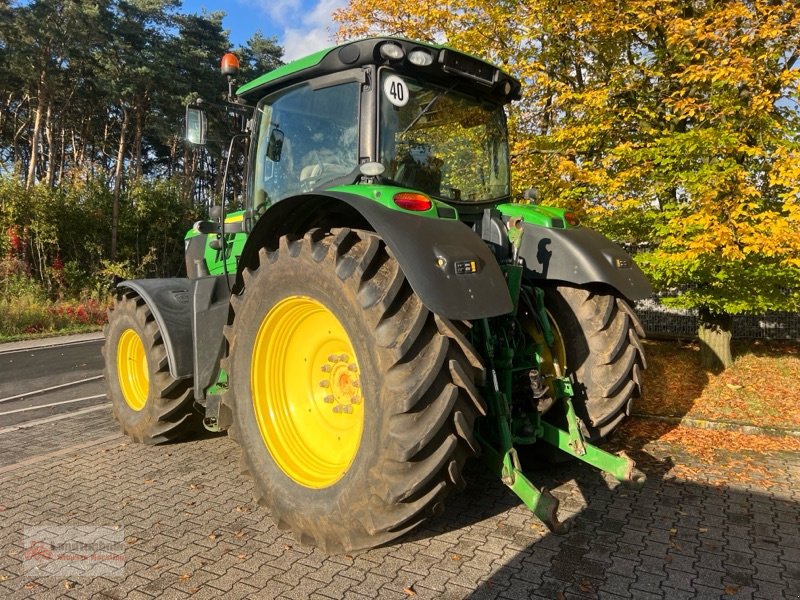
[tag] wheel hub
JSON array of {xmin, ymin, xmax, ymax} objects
[{"xmin": 319, "ymin": 354, "xmax": 362, "ymax": 414}]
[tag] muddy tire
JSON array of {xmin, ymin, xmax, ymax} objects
[
  {"xmin": 542, "ymin": 284, "xmax": 646, "ymax": 441},
  {"xmin": 224, "ymin": 228, "xmax": 485, "ymax": 552},
  {"xmin": 103, "ymin": 292, "xmax": 198, "ymax": 444}
]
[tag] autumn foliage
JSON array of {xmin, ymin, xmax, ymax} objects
[{"xmin": 336, "ymin": 1, "xmax": 800, "ymax": 364}]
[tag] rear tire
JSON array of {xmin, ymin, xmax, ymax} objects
[
  {"xmin": 103, "ymin": 292, "xmax": 198, "ymax": 444},
  {"xmin": 541, "ymin": 284, "xmax": 646, "ymax": 441},
  {"xmin": 224, "ymin": 228, "xmax": 485, "ymax": 552}
]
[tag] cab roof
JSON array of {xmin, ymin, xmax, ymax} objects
[{"xmin": 236, "ymin": 37, "xmax": 522, "ymax": 104}]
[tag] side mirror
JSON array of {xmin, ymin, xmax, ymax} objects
[
  {"xmin": 266, "ymin": 127, "xmax": 284, "ymax": 161},
  {"xmin": 186, "ymin": 106, "xmax": 207, "ymax": 145}
]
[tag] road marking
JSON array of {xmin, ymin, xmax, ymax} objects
[
  {"xmin": 0, "ymin": 375, "xmax": 104, "ymax": 404},
  {"xmin": 0, "ymin": 394, "xmax": 107, "ymax": 416},
  {"xmin": 0, "ymin": 403, "xmax": 111, "ymax": 434}
]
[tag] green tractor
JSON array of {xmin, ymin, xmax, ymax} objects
[{"xmin": 104, "ymin": 38, "xmax": 650, "ymax": 552}]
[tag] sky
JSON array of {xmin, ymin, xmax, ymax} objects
[{"xmin": 180, "ymin": 0, "xmax": 349, "ymax": 62}]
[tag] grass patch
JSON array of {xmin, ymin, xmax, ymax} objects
[
  {"xmin": 0, "ymin": 294, "xmax": 108, "ymax": 341},
  {"xmin": 637, "ymin": 338, "xmax": 800, "ymax": 430}
]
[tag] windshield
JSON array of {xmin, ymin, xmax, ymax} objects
[{"xmin": 379, "ymin": 72, "xmax": 510, "ymax": 203}]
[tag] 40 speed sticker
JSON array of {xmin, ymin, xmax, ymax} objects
[{"xmin": 383, "ymin": 75, "xmax": 409, "ymax": 107}]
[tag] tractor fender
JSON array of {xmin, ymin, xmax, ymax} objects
[
  {"xmin": 515, "ymin": 222, "xmax": 652, "ymax": 300},
  {"xmin": 240, "ymin": 192, "xmax": 513, "ymax": 320},
  {"xmin": 117, "ymin": 279, "xmax": 194, "ymax": 380}
]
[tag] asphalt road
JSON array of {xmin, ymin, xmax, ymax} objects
[{"xmin": 0, "ymin": 335, "xmax": 107, "ymax": 431}]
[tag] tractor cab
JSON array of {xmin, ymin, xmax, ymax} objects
[{"xmin": 230, "ymin": 38, "xmax": 521, "ymax": 222}]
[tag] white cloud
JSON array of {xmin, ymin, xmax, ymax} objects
[
  {"xmin": 282, "ymin": 26, "xmax": 333, "ymax": 62},
  {"xmin": 237, "ymin": 0, "xmax": 348, "ymax": 62},
  {"xmin": 245, "ymin": 0, "xmax": 302, "ymax": 24},
  {"xmin": 280, "ymin": 0, "xmax": 348, "ymax": 61}
]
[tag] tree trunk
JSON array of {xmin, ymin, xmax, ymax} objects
[
  {"xmin": 57, "ymin": 127, "xmax": 66, "ymax": 183},
  {"xmin": 111, "ymin": 107, "xmax": 129, "ymax": 262},
  {"xmin": 697, "ymin": 307, "xmax": 733, "ymax": 371},
  {"xmin": 26, "ymin": 71, "xmax": 47, "ymax": 189},
  {"xmin": 132, "ymin": 95, "xmax": 148, "ymax": 178},
  {"xmin": 45, "ymin": 100, "xmax": 56, "ymax": 187}
]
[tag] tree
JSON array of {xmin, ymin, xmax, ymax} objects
[
  {"xmin": 336, "ymin": 0, "xmax": 800, "ymax": 368},
  {"xmin": 1, "ymin": 1, "xmax": 286, "ymax": 297},
  {"xmin": 238, "ymin": 31, "xmax": 284, "ymax": 82}
]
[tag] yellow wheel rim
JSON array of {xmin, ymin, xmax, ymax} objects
[
  {"xmin": 252, "ymin": 296, "xmax": 364, "ymax": 489},
  {"xmin": 522, "ymin": 309, "xmax": 568, "ymax": 397},
  {"xmin": 117, "ymin": 328, "xmax": 149, "ymax": 412}
]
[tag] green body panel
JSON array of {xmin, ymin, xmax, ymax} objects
[
  {"xmin": 327, "ymin": 184, "xmax": 459, "ymax": 220},
  {"xmin": 237, "ymin": 48, "xmax": 331, "ymax": 96},
  {"xmin": 184, "ymin": 211, "xmax": 248, "ymax": 275},
  {"xmin": 496, "ymin": 202, "xmax": 574, "ymax": 229}
]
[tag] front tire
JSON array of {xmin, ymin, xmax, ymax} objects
[
  {"xmin": 224, "ymin": 228, "xmax": 486, "ymax": 552},
  {"xmin": 540, "ymin": 284, "xmax": 647, "ymax": 440},
  {"xmin": 103, "ymin": 292, "xmax": 198, "ymax": 444}
]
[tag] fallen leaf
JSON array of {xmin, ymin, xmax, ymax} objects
[
  {"xmin": 178, "ymin": 574, "xmax": 191, "ymax": 581},
  {"xmin": 579, "ymin": 580, "xmax": 593, "ymax": 592},
  {"xmin": 403, "ymin": 586, "xmax": 417, "ymax": 596},
  {"xmin": 724, "ymin": 584, "xmax": 740, "ymax": 594},
  {"xmin": 234, "ymin": 529, "xmax": 246, "ymax": 538},
  {"xmin": 452, "ymin": 554, "xmax": 461, "ymax": 561},
  {"xmin": 0, "ymin": 575, "xmax": 9, "ymax": 581},
  {"xmin": 699, "ymin": 527, "xmax": 708, "ymax": 533},
  {"xmin": 143, "ymin": 479, "xmax": 155, "ymax": 484},
  {"xmin": 208, "ymin": 533, "xmax": 219, "ymax": 541},
  {"xmin": 64, "ymin": 580, "xmax": 77, "ymax": 589}
]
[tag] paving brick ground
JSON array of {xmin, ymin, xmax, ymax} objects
[{"xmin": 0, "ymin": 409, "xmax": 798, "ymax": 599}]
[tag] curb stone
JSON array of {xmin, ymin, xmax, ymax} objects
[
  {"xmin": 631, "ymin": 412, "xmax": 800, "ymax": 438},
  {"xmin": 0, "ymin": 331, "xmax": 104, "ymax": 354}
]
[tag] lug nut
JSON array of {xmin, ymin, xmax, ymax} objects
[
  {"xmin": 350, "ymin": 395, "xmax": 361, "ymax": 405},
  {"xmin": 323, "ymin": 395, "xmax": 335, "ymax": 403},
  {"xmin": 319, "ymin": 380, "xmax": 330, "ymax": 388},
  {"xmin": 328, "ymin": 354, "xmax": 339, "ymax": 363},
  {"xmin": 348, "ymin": 363, "xmax": 358, "ymax": 372},
  {"xmin": 320, "ymin": 364, "xmax": 332, "ymax": 372},
  {"xmin": 333, "ymin": 405, "xmax": 353, "ymax": 414}
]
